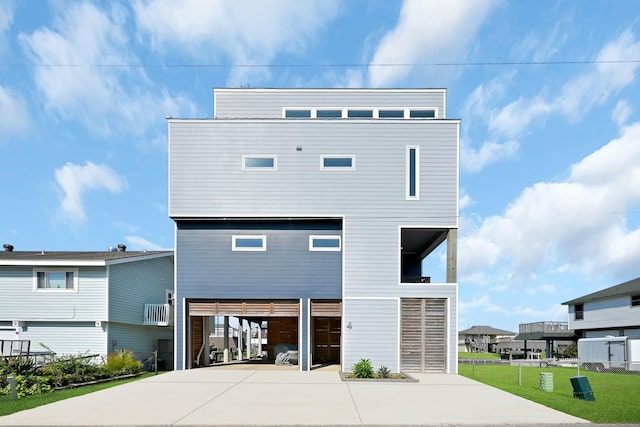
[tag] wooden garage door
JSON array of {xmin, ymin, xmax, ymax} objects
[
  {"xmin": 313, "ymin": 317, "xmax": 341, "ymax": 364},
  {"xmin": 401, "ymin": 298, "xmax": 447, "ymax": 372}
]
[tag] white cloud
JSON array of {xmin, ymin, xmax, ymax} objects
[
  {"xmin": 459, "ymin": 191, "xmax": 474, "ymax": 210},
  {"xmin": 19, "ymin": 3, "xmax": 194, "ymax": 139},
  {"xmin": 461, "ymin": 138, "xmax": 519, "ymax": 173},
  {"xmin": 459, "ymin": 122, "xmax": 640, "ymax": 285},
  {"xmin": 0, "ymin": 86, "xmax": 29, "ymax": 139},
  {"xmin": 54, "ymin": 161, "xmax": 127, "ymax": 224},
  {"xmin": 460, "ymin": 293, "xmax": 566, "ymax": 322},
  {"xmin": 612, "ymin": 100, "xmax": 633, "ymax": 126},
  {"xmin": 133, "ymin": 0, "xmax": 340, "ymax": 86},
  {"xmin": 463, "ymin": 30, "xmax": 640, "ymax": 173},
  {"xmin": 367, "ymin": 0, "xmax": 500, "ymax": 87},
  {"xmin": 125, "ymin": 235, "xmax": 169, "ymax": 251}
]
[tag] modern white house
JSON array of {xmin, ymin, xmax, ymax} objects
[
  {"xmin": 168, "ymin": 88, "xmax": 460, "ymax": 373},
  {"xmin": 0, "ymin": 244, "xmax": 174, "ymax": 365},
  {"xmin": 563, "ymin": 277, "xmax": 640, "ymax": 339}
]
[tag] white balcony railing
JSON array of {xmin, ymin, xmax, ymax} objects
[{"xmin": 144, "ymin": 303, "xmax": 172, "ymax": 326}]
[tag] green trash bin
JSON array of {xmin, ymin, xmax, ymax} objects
[
  {"xmin": 540, "ymin": 372, "xmax": 553, "ymax": 392},
  {"xmin": 570, "ymin": 376, "xmax": 595, "ymax": 401}
]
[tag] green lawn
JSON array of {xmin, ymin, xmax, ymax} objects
[
  {"xmin": 459, "ymin": 363, "xmax": 640, "ymax": 424},
  {"xmin": 0, "ymin": 372, "xmax": 158, "ymax": 417},
  {"xmin": 458, "ymin": 351, "xmax": 500, "ymax": 360}
]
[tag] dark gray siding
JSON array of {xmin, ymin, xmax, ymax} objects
[
  {"xmin": 176, "ymin": 220, "xmax": 342, "ymax": 299},
  {"xmin": 214, "ymin": 89, "xmax": 447, "ymax": 119}
]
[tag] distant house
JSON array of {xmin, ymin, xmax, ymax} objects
[
  {"xmin": 563, "ymin": 277, "xmax": 640, "ymax": 339},
  {"xmin": 0, "ymin": 245, "xmax": 174, "ymax": 365},
  {"xmin": 458, "ymin": 325, "xmax": 515, "ymax": 353}
]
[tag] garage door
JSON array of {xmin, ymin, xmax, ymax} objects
[{"xmin": 401, "ymin": 298, "xmax": 447, "ymax": 372}]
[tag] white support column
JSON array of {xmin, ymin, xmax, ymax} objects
[
  {"xmin": 223, "ymin": 316, "xmax": 230, "ymax": 363},
  {"xmin": 237, "ymin": 318, "xmax": 243, "ymax": 361},
  {"xmin": 257, "ymin": 322, "xmax": 263, "ymax": 358}
]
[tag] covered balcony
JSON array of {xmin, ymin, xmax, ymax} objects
[{"xmin": 400, "ymin": 227, "xmax": 456, "ymax": 284}]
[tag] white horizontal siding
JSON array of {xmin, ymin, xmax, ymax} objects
[
  {"xmin": 18, "ymin": 321, "xmax": 107, "ymax": 358},
  {"xmin": 108, "ymin": 256, "xmax": 174, "ymax": 325},
  {"xmin": 169, "ymin": 120, "xmax": 458, "ymax": 223},
  {"xmin": 107, "ymin": 322, "xmax": 173, "ymax": 361},
  {"xmin": 569, "ymin": 296, "xmax": 640, "ymax": 330},
  {"xmin": 0, "ymin": 266, "xmax": 107, "ymax": 322},
  {"xmin": 343, "ymin": 298, "xmax": 399, "ymax": 372},
  {"xmin": 214, "ymin": 89, "xmax": 447, "ymax": 119}
]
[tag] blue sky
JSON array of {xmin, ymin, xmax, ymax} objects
[{"xmin": 1, "ymin": 0, "xmax": 639, "ymax": 333}]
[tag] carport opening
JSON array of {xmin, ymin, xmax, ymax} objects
[{"xmin": 187, "ymin": 300, "xmax": 302, "ymax": 369}]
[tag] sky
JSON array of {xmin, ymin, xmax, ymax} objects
[{"xmin": 1, "ymin": 0, "xmax": 639, "ymax": 333}]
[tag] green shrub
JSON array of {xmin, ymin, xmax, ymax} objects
[
  {"xmin": 352, "ymin": 358, "xmax": 374, "ymax": 378},
  {"xmin": 104, "ymin": 350, "xmax": 143, "ymax": 375},
  {"xmin": 377, "ymin": 365, "xmax": 390, "ymax": 378},
  {"xmin": 0, "ymin": 375, "xmax": 51, "ymax": 398},
  {"xmin": 563, "ymin": 343, "xmax": 578, "ymax": 358}
]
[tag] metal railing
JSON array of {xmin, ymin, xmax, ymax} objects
[
  {"xmin": 519, "ymin": 321, "xmax": 569, "ymax": 333},
  {"xmin": 144, "ymin": 303, "xmax": 173, "ymax": 326}
]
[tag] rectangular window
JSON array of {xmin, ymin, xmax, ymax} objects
[
  {"xmin": 317, "ymin": 109, "xmax": 343, "ymax": 118},
  {"xmin": 631, "ymin": 295, "xmax": 640, "ymax": 307},
  {"xmin": 321, "ymin": 155, "xmax": 355, "ymax": 169},
  {"xmin": 575, "ymin": 304, "xmax": 584, "ymax": 320},
  {"xmin": 34, "ymin": 270, "xmax": 77, "ymax": 291},
  {"xmin": 409, "ymin": 109, "xmax": 436, "ymax": 119},
  {"xmin": 284, "ymin": 109, "xmax": 311, "ymax": 118},
  {"xmin": 347, "ymin": 109, "xmax": 373, "ymax": 118},
  {"xmin": 242, "ymin": 155, "xmax": 277, "ymax": 170},
  {"xmin": 232, "ymin": 235, "xmax": 267, "ymax": 251},
  {"xmin": 406, "ymin": 146, "xmax": 419, "ymax": 199},
  {"xmin": 309, "ymin": 235, "xmax": 341, "ymax": 251},
  {"xmin": 379, "ymin": 109, "xmax": 404, "ymax": 118}
]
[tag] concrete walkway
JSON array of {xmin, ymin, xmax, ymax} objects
[{"xmin": 0, "ymin": 369, "xmax": 589, "ymax": 426}]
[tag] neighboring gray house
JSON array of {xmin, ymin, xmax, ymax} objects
[
  {"xmin": 168, "ymin": 88, "xmax": 459, "ymax": 373},
  {"xmin": 458, "ymin": 325, "xmax": 515, "ymax": 353},
  {"xmin": 0, "ymin": 245, "xmax": 174, "ymax": 363},
  {"xmin": 563, "ymin": 277, "xmax": 640, "ymax": 339}
]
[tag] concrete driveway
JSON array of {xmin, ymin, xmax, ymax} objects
[{"xmin": 0, "ymin": 368, "xmax": 589, "ymax": 426}]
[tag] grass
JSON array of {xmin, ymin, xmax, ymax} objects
[
  {"xmin": 459, "ymin": 363, "xmax": 640, "ymax": 423},
  {"xmin": 458, "ymin": 351, "xmax": 500, "ymax": 360},
  {"xmin": 0, "ymin": 372, "xmax": 157, "ymax": 417}
]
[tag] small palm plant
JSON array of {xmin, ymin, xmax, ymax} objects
[{"xmin": 377, "ymin": 365, "xmax": 390, "ymax": 378}]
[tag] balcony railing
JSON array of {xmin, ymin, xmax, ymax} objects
[
  {"xmin": 401, "ymin": 276, "xmax": 431, "ymax": 283},
  {"xmin": 144, "ymin": 303, "xmax": 172, "ymax": 326},
  {"xmin": 519, "ymin": 321, "xmax": 568, "ymax": 334}
]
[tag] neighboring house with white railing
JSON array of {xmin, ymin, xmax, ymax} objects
[{"xmin": 0, "ymin": 244, "xmax": 174, "ymax": 364}]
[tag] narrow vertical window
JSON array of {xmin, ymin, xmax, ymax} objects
[{"xmin": 406, "ymin": 146, "xmax": 419, "ymax": 199}]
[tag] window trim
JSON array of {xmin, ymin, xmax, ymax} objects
[
  {"xmin": 631, "ymin": 295, "xmax": 640, "ymax": 307},
  {"xmin": 242, "ymin": 155, "xmax": 277, "ymax": 171},
  {"xmin": 320, "ymin": 155, "xmax": 356, "ymax": 170},
  {"xmin": 33, "ymin": 268, "xmax": 79, "ymax": 292},
  {"xmin": 575, "ymin": 303, "xmax": 584, "ymax": 320},
  {"xmin": 232, "ymin": 235, "xmax": 267, "ymax": 251},
  {"xmin": 406, "ymin": 145, "xmax": 420, "ymax": 200},
  {"xmin": 309, "ymin": 235, "xmax": 342, "ymax": 251}
]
